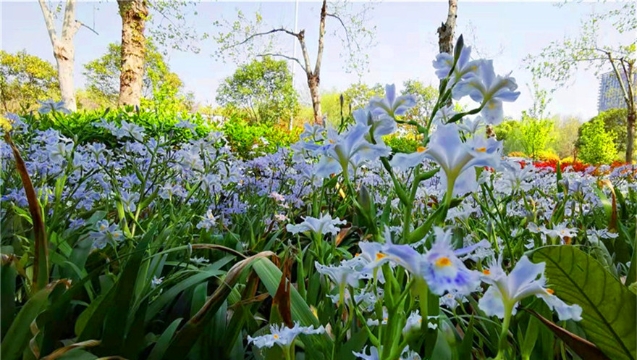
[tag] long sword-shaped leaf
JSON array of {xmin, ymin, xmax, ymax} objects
[
  {"xmin": 161, "ymin": 251, "xmax": 274, "ymax": 359},
  {"xmin": 4, "ymin": 133, "xmax": 48, "ymax": 292},
  {"xmin": 0, "ymin": 280, "xmax": 67, "ymax": 360}
]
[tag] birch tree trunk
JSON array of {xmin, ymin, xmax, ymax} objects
[
  {"xmin": 437, "ymin": 0, "xmax": 458, "ymax": 55},
  {"xmin": 38, "ymin": 0, "xmax": 81, "ymax": 111},
  {"xmin": 117, "ymin": 0, "xmax": 149, "ymax": 107},
  {"xmin": 308, "ymin": 0, "xmax": 327, "ymax": 126},
  {"xmin": 308, "ymin": 75, "xmax": 322, "ymax": 125}
]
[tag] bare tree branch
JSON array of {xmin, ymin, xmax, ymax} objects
[
  {"xmin": 237, "ymin": 28, "xmax": 300, "ymax": 47},
  {"xmin": 314, "ymin": 0, "xmax": 327, "ymax": 77},
  {"xmin": 38, "ymin": 0, "xmax": 58, "ymax": 44},
  {"xmin": 79, "ymin": 21, "xmax": 99, "ymax": 36},
  {"xmin": 61, "ymin": 0, "xmax": 80, "ymax": 41},
  {"xmin": 257, "ymin": 53, "xmax": 307, "ymax": 73},
  {"xmin": 326, "ymin": 13, "xmax": 352, "ymax": 50},
  {"xmin": 619, "ymin": 58, "xmax": 635, "ymax": 111}
]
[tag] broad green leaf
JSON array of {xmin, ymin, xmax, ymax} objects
[{"xmin": 532, "ymin": 246, "xmax": 636, "ymax": 360}]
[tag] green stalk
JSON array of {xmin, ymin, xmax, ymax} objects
[{"xmin": 495, "ymin": 301, "xmax": 515, "ymax": 360}]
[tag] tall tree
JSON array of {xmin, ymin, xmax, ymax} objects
[
  {"xmin": 216, "ymin": 57, "xmax": 299, "ymax": 125},
  {"xmin": 37, "ymin": 0, "xmax": 91, "ymax": 111},
  {"xmin": 437, "ymin": 0, "xmax": 458, "ymax": 54},
  {"xmin": 117, "ymin": 0, "xmax": 149, "ymax": 107},
  {"xmin": 214, "ymin": 1, "xmax": 376, "ymax": 125},
  {"xmin": 577, "ymin": 117, "xmax": 618, "ymax": 164},
  {"xmin": 0, "ymin": 50, "xmax": 60, "ymax": 113},
  {"xmin": 83, "ymin": 41, "xmax": 191, "ymax": 110},
  {"xmin": 525, "ymin": 1, "xmax": 636, "ymax": 162}
]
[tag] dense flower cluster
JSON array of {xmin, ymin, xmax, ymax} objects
[{"xmin": 1, "ymin": 36, "xmax": 635, "ymax": 360}]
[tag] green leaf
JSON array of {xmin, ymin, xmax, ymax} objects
[
  {"xmin": 161, "ymin": 251, "xmax": 275, "ymax": 359},
  {"xmin": 147, "ymin": 318, "xmax": 182, "ymax": 360},
  {"xmin": 526, "ymin": 309, "xmax": 609, "ymax": 360},
  {"xmin": 252, "ymin": 258, "xmax": 333, "ymax": 357},
  {"xmin": 0, "ymin": 281, "xmax": 65, "ymax": 360},
  {"xmin": 1, "ymin": 257, "xmax": 17, "ymax": 341},
  {"xmin": 145, "ymin": 269, "xmax": 223, "ymax": 322},
  {"xmin": 532, "ymin": 246, "xmax": 636, "ymax": 360},
  {"xmin": 100, "ymin": 231, "xmax": 152, "ymax": 352}
]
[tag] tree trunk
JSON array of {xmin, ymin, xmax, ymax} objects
[
  {"xmin": 53, "ymin": 43, "xmax": 76, "ymax": 111},
  {"xmin": 38, "ymin": 0, "xmax": 82, "ymax": 112},
  {"xmin": 627, "ymin": 109, "xmax": 635, "ymax": 163},
  {"xmin": 437, "ymin": 0, "xmax": 458, "ymax": 55},
  {"xmin": 308, "ymin": 75, "xmax": 322, "ymax": 126},
  {"xmin": 437, "ymin": 0, "xmax": 458, "ymax": 115},
  {"xmin": 117, "ymin": 0, "xmax": 149, "ymax": 108}
]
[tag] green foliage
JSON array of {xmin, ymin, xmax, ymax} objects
[
  {"xmin": 497, "ymin": 116, "xmax": 556, "ymax": 159},
  {"xmin": 532, "ymin": 246, "xmax": 636, "ymax": 360},
  {"xmin": 577, "ymin": 117, "xmax": 618, "ymax": 164},
  {"xmin": 221, "ymin": 116, "xmax": 301, "ymax": 158},
  {"xmin": 82, "ymin": 40, "xmax": 194, "ymax": 112},
  {"xmin": 400, "ymin": 80, "xmax": 438, "ymax": 125},
  {"xmin": 552, "ymin": 116, "xmax": 582, "ymax": 158},
  {"xmin": 384, "ymin": 135, "xmax": 420, "ymax": 154},
  {"xmin": 520, "ymin": 116, "xmax": 556, "ymax": 160},
  {"xmin": 216, "ymin": 57, "xmax": 299, "ymax": 125},
  {"xmin": 0, "ymin": 50, "xmax": 60, "ymax": 113},
  {"xmin": 591, "ymin": 108, "xmax": 629, "ymax": 154},
  {"xmin": 320, "ymin": 90, "xmax": 346, "ymax": 126},
  {"xmin": 342, "ymin": 82, "xmax": 384, "ymax": 111},
  {"xmin": 25, "ymin": 107, "xmax": 214, "ymax": 147}
]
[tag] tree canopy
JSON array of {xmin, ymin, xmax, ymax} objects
[
  {"xmin": 0, "ymin": 50, "xmax": 60, "ymax": 113},
  {"xmin": 83, "ymin": 40, "xmax": 192, "ymax": 110},
  {"xmin": 216, "ymin": 57, "xmax": 299, "ymax": 125},
  {"xmin": 577, "ymin": 117, "xmax": 618, "ymax": 164}
]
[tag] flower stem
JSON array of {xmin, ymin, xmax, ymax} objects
[{"xmin": 495, "ymin": 302, "xmax": 514, "ymax": 360}]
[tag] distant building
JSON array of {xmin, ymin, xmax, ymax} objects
[{"xmin": 598, "ymin": 70, "xmax": 637, "ymax": 113}]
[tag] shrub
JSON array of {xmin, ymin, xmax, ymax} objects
[
  {"xmin": 20, "ymin": 106, "xmax": 215, "ymax": 147},
  {"xmin": 507, "ymin": 151, "xmax": 527, "ymax": 158},
  {"xmin": 536, "ymin": 150, "xmax": 560, "ymax": 162},
  {"xmin": 577, "ymin": 117, "xmax": 618, "ymax": 165},
  {"xmin": 384, "ymin": 134, "xmax": 420, "ymax": 154},
  {"xmin": 221, "ymin": 116, "xmax": 301, "ymax": 159}
]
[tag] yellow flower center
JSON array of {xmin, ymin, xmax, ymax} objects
[
  {"xmin": 482, "ymin": 269, "xmax": 491, "ymax": 275},
  {"xmin": 546, "ymin": 288, "xmax": 554, "ymax": 295},
  {"xmin": 376, "ymin": 253, "xmax": 387, "ymax": 261},
  {"xmin": 476, "ymin": 147, "xmax": 487, "ymax": 153},
  {"xmin": 435, "ymin": 257, "xmax": 452, "ymax": 267},
  {"xmin": 417, "ymin": 146, "xmax": 427, "ymax": 153},
  {"xmin": 273, "ymin": 334, "xmax": 280, "ymax": 339}
]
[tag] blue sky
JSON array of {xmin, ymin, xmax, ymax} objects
[{"xmin": 1, "ymin": 1, "xmax": 632, "ymax": 120}]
